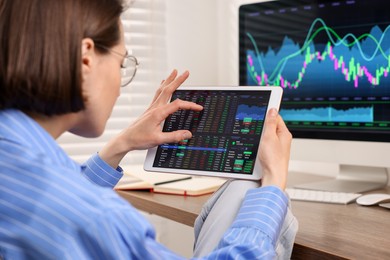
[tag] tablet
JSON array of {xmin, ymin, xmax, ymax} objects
[{"xmin": 144, "ymin": 86, "xmax": 283, "ymax": 180}]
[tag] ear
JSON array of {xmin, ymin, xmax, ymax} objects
[{"xmin": 81, "ymin": 38, "xmax": 95, "ymax": 80}]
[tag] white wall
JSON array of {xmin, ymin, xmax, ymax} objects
[
  {"xmin": 166, "ymin": 0, "xmax": 261, "ymax": 86},
  {"xmin": 166, "ymin": 0, "xmax": 218, "ymax": 85},
  {"xmin": 216, "ymin": 0, "xmax": 263, "ymax": 85}
]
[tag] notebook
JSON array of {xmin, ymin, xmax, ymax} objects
[{"xmin": 115, "ymin": 165, "xmax": 226, "ymax": 196}]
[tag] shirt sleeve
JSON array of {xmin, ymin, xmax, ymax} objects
[
  {"xmin": 81, "ymin": 153, "xmax": 123, "ymax": 188},
  {"xmin": 203, "ymin": 186, "xmax": 289, "ymax": 259}
]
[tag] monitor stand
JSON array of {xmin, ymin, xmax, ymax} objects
[{"xmin": 294, "ymin": 164, "xmax": 389, "ymax": 193}]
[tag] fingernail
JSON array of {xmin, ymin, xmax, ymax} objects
[
  {"xmin": 183, "ymin": 132, "xmax": 192, "ymax": 140},
  {"xmin": 269, "ymin": 108, "xmax": 278, "ymax": 117}
]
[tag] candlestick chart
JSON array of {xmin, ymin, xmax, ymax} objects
[
  {"xmin": 246, "ymin": 18, "xmax": 390, "ymax": 96},
  {"xmin": 242, "ymin": 15, "xmax": 390, "ymax": 131}
]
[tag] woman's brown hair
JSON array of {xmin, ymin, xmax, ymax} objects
[{"xmin": 0, "ymin": 0, "xmax": 125, "ymax": 116}]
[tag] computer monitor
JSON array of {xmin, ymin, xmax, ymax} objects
[{"xmin": 239, "ymin": 0, "xmax": 390, "ymax": 193}]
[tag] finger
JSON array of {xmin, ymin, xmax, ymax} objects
[
  {"xmin": 161, "ymin": 70, "xmax": 190, "ymax": 102},
  {"xmin": 276, "ymin": 115, "xmax": 290, "ymax": 135},
  {"xmin": 262, "ymin": 108, "xmax": 279, "ymax": 138},
  {"xmin": 156, "ymin": 99, "xmax": 203, "ymax": 122},
  {"xmin": 148, "ymin": 70, "xmax": 187, "ymax": 110},
  {"xmin": 276, "ymin": 115, "xmax": 292, "ymax": 144},
  {"xmin": 153, "ymin": 70, "xmax": 190, "ymax": 107},
  {"xmin": 150, "ymin": 80, "xmax": 165, "ymax": 104},
  {"xmin": 150, "ymin": 70, "xmax": 178, "ymax": 105},
  {"xmin": 157, "ymin": 130, "xmax": 193, "ymax": 145},
  {"xmin": 160, "ymin": 69, "xmax": 179, "ymax": 88}
]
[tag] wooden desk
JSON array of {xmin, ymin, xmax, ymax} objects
[{"xmin": 117, "ymin": 173, "xmax": 390, "ymax": 259}]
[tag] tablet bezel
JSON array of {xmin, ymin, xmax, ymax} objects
[{"xmin": 144, "ymin": 86, "xmax": 283, "ymax": 180}]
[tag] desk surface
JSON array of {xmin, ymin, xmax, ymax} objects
[{"xmin": 117, "ymin": 172, "xmax": 390, "ymax": 259}]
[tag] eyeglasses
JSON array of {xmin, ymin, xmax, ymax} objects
[{"xmin": 96, "ymin": 45, "xmax": 139, "ymax": 87}]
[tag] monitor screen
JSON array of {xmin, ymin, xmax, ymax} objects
[
  {"xmin": 238, "ymin": 0, "xmax": 390, "ymax": 192},
  {"xmin": 239, "ymin": 0, "xmax": 390, "ymax": 142}
]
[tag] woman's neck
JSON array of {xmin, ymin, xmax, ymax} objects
[{"xmin": 27, "ymin": 112, "xmax": 78, "ymax": 139}]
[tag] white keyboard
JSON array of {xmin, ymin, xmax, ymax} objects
[{"xmin": 286, "ymin": 188, "xmax": 362, "ymax": 204}]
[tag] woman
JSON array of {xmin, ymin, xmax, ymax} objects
[{"xmin": 0, "ymin": 0, "xmax": 297, "ymax": 259}]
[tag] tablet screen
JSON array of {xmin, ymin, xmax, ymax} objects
[{"xmin": 152, "ymin": 89, "xmax": 271, "ymax": 176}]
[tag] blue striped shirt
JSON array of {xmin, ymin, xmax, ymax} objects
[{"xmin": 0, "ymin": 109, "xmax": 288, "ymax": 259}]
